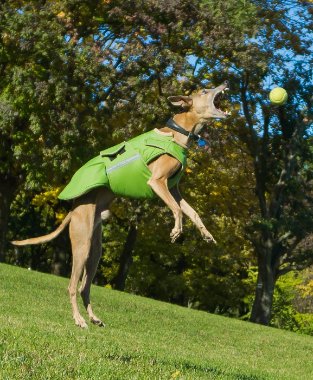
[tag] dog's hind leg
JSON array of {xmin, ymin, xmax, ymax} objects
[
  {"xmin": 76, "ymin": 188, "xmax": 114, "ymax": 327},
  {"xmin": 68, "ymin": 202, "xmax": 96, "ymax": 328},
  {"xmin": 79, "ymin": 222, "xmax": 105, "ymax": 326}
]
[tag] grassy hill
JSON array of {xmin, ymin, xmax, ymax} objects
[{"xmin": 0, "ymin": 264, "xmax": 312, "ymax": 380}]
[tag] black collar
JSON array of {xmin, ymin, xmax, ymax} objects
[{"xmin": 166, "ymin": 118, "xmax": 201, "ymax": 143}]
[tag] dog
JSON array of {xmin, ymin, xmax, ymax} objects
[{"xmin": 12, "ymin": 81, "xmax": 230, "ymax": 328}]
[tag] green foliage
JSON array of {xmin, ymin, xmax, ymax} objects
[
  {"xmin": 239, "ymin": 268, "xmax": 313, "ymax": 336},
  {"xmin": 0, "ymin": 1, "xmax": 111, "ymax": 190},
  {"xmin": 271, "ymin": 272, "xmax": 303, "ymax": 332},
  {"xmin": 7, "ymin": 189, "xmax": 71, "ymax": 275},
  {"xmin": 2, "ymin": 263, "xmax": 313, "ymax": 380},
  {"xmin": 272, "ymin": 272, "xmax": 313, "ymax": 336},
  {"xmin": 247, "ymin": 270, "xmax": 313, "ymax": 336},
  {"xmin": 1, "ymin": 0, "xmax": 261, "ymax": 319},
  {"xmin": 216, "ymin": 0, "xmax": 313, "ymax": 324},
  {"xmin": 1, "ymin": 0, "xmax": 312, "ymax": 331}
]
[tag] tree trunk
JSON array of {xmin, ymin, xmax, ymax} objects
[
  {"xmin": 250, "ymin": 238, "xmax": 276, "ymax": 325},
  {"xmin": 250, "ymin": 268, "xmax": 275, "ymax": 325},
  {"xmin": 0, "ymin": 181, "xmax": 15, "ymax": 262},
  {"xmin": 112, "ymin": 224, "xmax": 137, "ymax": 291}
]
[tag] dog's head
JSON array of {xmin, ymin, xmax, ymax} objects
[{"xmin": 168, "ymin": 81, "xmax": 230, "ymax": 120}]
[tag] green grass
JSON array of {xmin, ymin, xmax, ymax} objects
[{"xmin": 0, "ymin": 264, "xmax": 312, "ymax": 380}]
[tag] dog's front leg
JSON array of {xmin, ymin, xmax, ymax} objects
[
  {"xmin": 171, "ymin": 186, "xmax": 216, "ymax": 244},
  {"xmin": 148, "ymin": 155, "xmax": 183, "ymax": 242}
]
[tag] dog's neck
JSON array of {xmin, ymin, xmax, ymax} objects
[{"xmin": 159, "ymin": 112, "xmax": 204, "ymax": 148}]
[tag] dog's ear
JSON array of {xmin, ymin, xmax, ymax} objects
[{"xmin": 168, "ymin": 95, "xmax": 193, "ymax": 109}]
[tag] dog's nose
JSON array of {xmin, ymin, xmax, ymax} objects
[{"xmin": 224, "ymin": 80, "xmax": 230, "ymax": 89}]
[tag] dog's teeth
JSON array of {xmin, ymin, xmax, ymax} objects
[{"xmin": 222, "ymin": 90, "xmax": 225, "ymax": 94}]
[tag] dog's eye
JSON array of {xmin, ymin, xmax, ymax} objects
[{"xmin": 201, "ymin": 90, "xmax": 208, "ymax": 95}]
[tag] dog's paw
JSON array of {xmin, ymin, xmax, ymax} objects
[
  {"xmin": 201, "ymin": 231, "xmax": 217, "ymax": 244},
  {"xmin": 90, "ymin": 317, "xmax": 106, "ymax": 327},
  {"xmin": 170, "ymin": 228, "xmax": 183, "ymax": 243},
  {"xmin": 203, "ymin": 235, "xmax": 217, "ymax": 244},
  {"xmin": 74, "ymin": 315, "xmax": 88, "ymax": 329},
  {"xmin": 172, "ymin": 234, "xmax": 185, "ymax": 244}
]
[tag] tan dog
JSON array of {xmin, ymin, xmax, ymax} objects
[{"xmin": 12, "ymin": 82, "xmax": 229, "ymax": 328}]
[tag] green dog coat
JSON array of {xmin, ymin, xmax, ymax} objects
[{"xmin": 58, "ymin": 129, "xmax": 188, "ymax": 200}]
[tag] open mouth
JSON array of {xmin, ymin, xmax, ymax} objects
[{"xmin": 212, "ymin": 85, "xmax": 230, "ymax": 118}]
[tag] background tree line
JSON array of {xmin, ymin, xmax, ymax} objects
[{"xmin": 1, "ymin": 0, "xmax": 312, "ymax": 333}]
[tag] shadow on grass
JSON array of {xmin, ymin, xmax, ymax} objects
[{"xmin": 104, "ymin": 352, "xmax": 266, "ymax": 380}]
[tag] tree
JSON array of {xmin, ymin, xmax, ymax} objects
[
  {"xmin": 0, "ymin": 0, "xmax": 116, "ymax": 258},
  {"xmin": 5, "ymin": 0, "xmax": 313, "ymax": 330},
  {"xmin": 0, "ymin": 0, "xmax": 259, "ymax": 260},
  {"xmin": 200, "ymin": 0, "xmax": 313, "ymax": 325}
]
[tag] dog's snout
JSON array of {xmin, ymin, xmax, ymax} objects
[{"xmin": 224, "ymin": 80, "xmax": 230, "ymax": 89}]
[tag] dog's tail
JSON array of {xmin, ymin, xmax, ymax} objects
[{"xmin": 11, "ymin": 212, "xmax": 72, "ymax": 246}]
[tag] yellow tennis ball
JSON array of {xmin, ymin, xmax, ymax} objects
[{"xmin": 269, "ymin": 87, "xmax": 288, "ymax": 105}]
